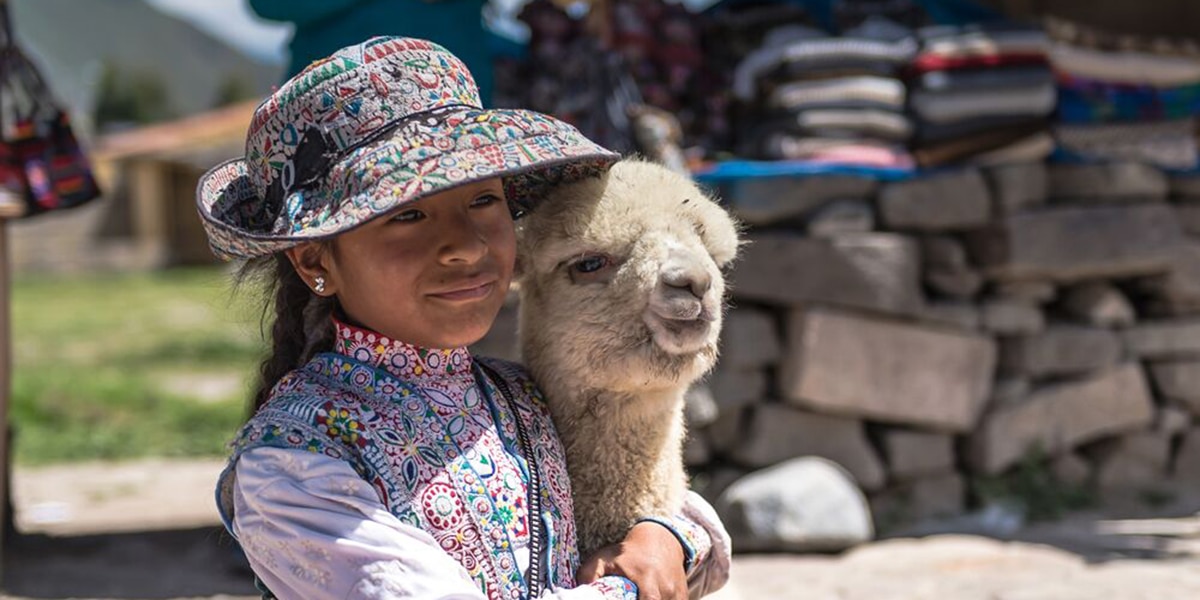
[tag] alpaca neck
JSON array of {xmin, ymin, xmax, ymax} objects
[{"xmin": 545, "ymin": 379, "xmax": 688, "ymax": 508}]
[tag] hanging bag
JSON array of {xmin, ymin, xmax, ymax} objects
[{"xmin": 0, "ymin": 0, "xmax": 100, "ymax": 218}]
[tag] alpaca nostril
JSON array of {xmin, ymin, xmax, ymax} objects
[{"xmin": 662, "ymin": 271, "xmax": 711, "ymax": 299}]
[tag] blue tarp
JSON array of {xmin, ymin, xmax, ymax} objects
[{"xmin": 693, "ymin": 160, "xmax": 915, "ymax": 183}]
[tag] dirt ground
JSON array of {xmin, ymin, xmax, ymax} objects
[{"xmin": 3, "ymin": 459, "xmax": 1199, "ymax": 599}]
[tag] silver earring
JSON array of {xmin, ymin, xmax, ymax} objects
[{"xmin": 313, "ymin": 276, "xmax": 326, "ymax": 294}]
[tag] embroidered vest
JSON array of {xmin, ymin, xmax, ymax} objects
[{"xmin": 216, "ymin": 352, "xmax": 580, "ymax": 600}]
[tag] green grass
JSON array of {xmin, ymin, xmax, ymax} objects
[{"xmin": 10, "ymin": 267, "xmax": 268, "ymax": 465}]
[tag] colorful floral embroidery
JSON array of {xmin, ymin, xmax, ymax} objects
[
  {"xmin": 219, "ymin": 320, "xmax": 582, "ymax": 599},
  {"xmin": 196, "ymin": 36, "xmax": 617, "ymax": 261}
]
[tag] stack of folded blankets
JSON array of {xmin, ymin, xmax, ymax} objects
[
  {"xmin": 1046, "ymin": 17, "xmax": 1200, "ymax": 171},
  {"xmin": 831, "ymin": 0, "xmax": 928, "ymax": 31},
  {"xmin": 697, "ymin": 0, "xmax": 813, "ymax": 156},
  {"xmin": 731, "ymin": 16, "xmax": 918, "ymax": 170},
  {"xmin": 908, "ymin": 23, "xmax": 1057, "ymax": 168}
]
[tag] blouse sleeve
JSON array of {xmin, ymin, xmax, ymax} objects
[
  {"xmin": 231, "ymin": 447, "xmax": 638, "ymax": 600},
  {"xmin": 678, "ymin": 491, "xmax": 732, "ymax": 598},
  {"xmin": 639, "ymin": 491, "xmax": 733, "ymax": 598}
]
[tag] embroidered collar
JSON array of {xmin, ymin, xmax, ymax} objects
[{"xmin": 331, "ymin": 317, "xmax": 474, "ymax": 380}]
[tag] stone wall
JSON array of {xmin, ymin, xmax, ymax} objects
[
  {"xmin": 686, "ymin": 161, "xmax": 1200, "ymax": 548},
  {"xmin": 475, "ymin": 161, "xmax": 1200, "ymax": 550}
]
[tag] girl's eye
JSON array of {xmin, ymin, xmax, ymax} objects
[
  {"xmin": 391, "ymin": 209, "xmax": 425, "ymax": 223},
  {"xmin": 471, "ymin": 194, "xmax": 502, "ymax": 208}
]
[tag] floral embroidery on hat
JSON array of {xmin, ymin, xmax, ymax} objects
[{"xmin": 196, "ymin": 37, "xmax": 618, "ymax": 260}]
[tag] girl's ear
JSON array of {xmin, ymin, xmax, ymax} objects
[{"xmin": 285, "ymin": 242, "xmax": 335, "ymax": 296}]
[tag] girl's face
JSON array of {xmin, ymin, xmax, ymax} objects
[{"xmin": 291, "ymin": 179, "xmax": 516, "ymax": 349}]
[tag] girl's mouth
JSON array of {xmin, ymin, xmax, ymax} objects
[{"xmin": 429, "ymin": 278, "xmax": 497, "ymax": 302}]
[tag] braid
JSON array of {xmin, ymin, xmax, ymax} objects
[{"xmin": 238, "ymin": 253, "xmax": 335, "ymax": 417}]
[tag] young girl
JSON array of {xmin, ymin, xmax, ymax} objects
[{"xmin": 197, "ymin": 37, "xmax": 730, "ymax": 599}]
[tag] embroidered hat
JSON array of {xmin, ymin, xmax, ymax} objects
[{"xmin": 197, "ymin": 37, "xmax": 619, "ymax": 260}]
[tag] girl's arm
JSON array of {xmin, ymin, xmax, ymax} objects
[
  {"xmin": 579, "ymin": 493, "xmax": 732, "ymax": 599},
  {"xmin": 232, "ymin": 447, "xmax": 638, "ymax": 600}
]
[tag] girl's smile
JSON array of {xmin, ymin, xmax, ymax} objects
[
  {"xmin": 287, "ymin": 178, "xmax": 516, "ymax": 349},
  {"xmin": 428, "ymin": 276, "xmax": 498, "ymax": 302}
]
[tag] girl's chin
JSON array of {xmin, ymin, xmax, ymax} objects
[{"xmin": 421, "ymin": 315, "xmax": 496, "ymax": 349}]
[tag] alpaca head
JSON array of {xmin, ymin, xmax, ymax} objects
[{"xmin": 516, "ymin": 159, "xmax": 741, "ymax": 394}]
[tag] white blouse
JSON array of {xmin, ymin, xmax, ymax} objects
[{"xmin": 232, "ymin": 446, "xmax": 731, "ymax": 600}]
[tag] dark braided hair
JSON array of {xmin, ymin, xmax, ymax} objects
[{"xmin": 237, "ymin": 252, "xmax": 336, "ymax": 417}]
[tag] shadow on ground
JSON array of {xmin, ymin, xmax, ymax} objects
[{"xmin": 3, "ymin": 526, "xmax": 257, "ymax": 599}]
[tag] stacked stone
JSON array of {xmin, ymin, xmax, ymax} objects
[{"xmin": 683, "ymin": 160, "xmax": 1200, "ymax": 552}]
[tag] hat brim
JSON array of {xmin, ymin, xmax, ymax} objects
[{"xmin": 197, "ymin": 107, "xmax": 619, "ymax": 260}]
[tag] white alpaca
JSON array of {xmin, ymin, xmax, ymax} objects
[{"xmin": 516, "ymin": 159, "xmax": 741, "ymax": 555}]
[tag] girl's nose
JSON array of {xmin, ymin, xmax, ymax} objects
[{"xmin": 438, "ymin": 210, "xmax": 489, "ymax": 265}]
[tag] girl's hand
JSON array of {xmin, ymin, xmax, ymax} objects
[{"xmin": 577, "ymin": 521, "xmax": 688, "ymax": 600}]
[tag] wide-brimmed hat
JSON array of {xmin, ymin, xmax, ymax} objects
[{"xmin": 197, "ymin": 37, "xmax": 619, "ymax": 260}]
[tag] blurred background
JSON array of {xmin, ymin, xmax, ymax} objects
[{"xmin": 4, "ymin": 0, "xmax": 1200, "ymax": 598}]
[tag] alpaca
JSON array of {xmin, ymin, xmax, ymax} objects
[{"xmin": 515, "ymin": 159, "xmax": 741, "ymax": 556}]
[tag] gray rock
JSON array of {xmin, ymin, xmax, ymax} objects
[
  {"xmin": 871, "ymin": 473, "xmax": 968, "ymax": 532},
  {"xmin": 1170, "ymin": 173, "xmax": 1200, "ymax": 200},
  {"xmin": 967, "ymin": 204, "xmax": 1184, "ymax": 282},
  {"xmin": 1148, "ymin": 360, "xmax": 1200, "ymax": 415},
  {"xmin": 1122, "ymin": 318, "xmax": 1200, "ymax": 359},
  {"xmin": 990, "ymin": 377, "xmax": 1032, "ymax": 410},
  {"xmin": 922, "ymin": 235, "xmax": 984, "ymax": 298},
  {"xmin": 885, "ymin": 503, "xmax": 1026, "ymax": 539},
  {"xmin": 992, "ymin": 280, "xmax": 1058, "ymax": 304},
  {"xmin": 708, "ymin": 367, "xmax": 768, "ymax": 416},
  {"xmin": 921, "ymin": 235, "xmax": 971, "ymax": 270},
  {"xmin": 882, "ymin": 430, "xmax": 956, "ymax": 481},
  {"xmin": 1173, "ymin": 428, "xmax": 1200, "ymax": 482},
  {"xmin": 981, "ymin": 298, "xmax": 1046, "ymax": 335},
  {"xmin": 1051, "ymin": 453, "xmax": 1091, "ymax": 487},
  {"xmin": 684, "ymin": 384, "xmax": 719, "ymax": 428},
  {"xmin": 1048, "ymin": 162, "xmax": 1169, "ymax": 201},
  {"xmin": 734, "ymin": 403, "xmax": 886, "ymax": 491},
  {"xmin": 1092, "ymin": 432, "xmax": 1172, "ymax": 489},
  {"xmin": 926, "ymin": 268, "xmax": 985, "ymax": 299},
  {"xmin": 719, "ymin": 175, "xmax": 878, "ymax": 226},
  {"xmin": 999, "ymin": 326, "xmax": 1123, "ymax": 378},
  {"xmin": 781, "ymin": 308, "xmax": 996, "ymax": 432},
  {"xmin": 1059, "ymin": 282, "xmax": 1136, "ymax": 328},
  {"xmin": 879, "ymin": 170, "xmax": 992, "ymax": 231},
  {"xmin": 898, "ymin": 473, "xmax": 967, "ymax": 521},
  {"xmin": 718, "ymin": 457, "xmax": 874, "ymax": 552},
  {"xmin": 985, "ymin": 162, "xmax": 1048, "ymax": 214},
  {"xmin": 720, "ymin": 308, "xmax": 781, "ymax": 370},
  {"xmin": 918, "ymin": 301, "xmax": 981, "ymax": 331},
  {"xmin": 684, "ymin": 430, "xmax": 711, "ymax": 467},
  {"xmin": 1176, "ymin": 204, "xmax": 1200, "ymax": 236},
  {"xmin": 1136, "ymin": 243, "xmax": 1200, "ymax": 314},
  {"xmin": 1156, "ymin": 405, "xmax": 1193, "ymax": 436},
  {"xmin": 732, "ymin": 233, "xmax": 924, "ymax": 317},
  {"xmin": 807, "ymin": 199, "xmax": 876, "ymax": 238},
  {"xmin": 692, "ymin": 467, "xmax": 746, "ymax": 503},
  {"xmin": 969, "ymin": 363, "xmax": 1155, "ymax": 474},
  {"xmin": 707, "ymin": 406, "xmax": 749, "ymax": 456}
]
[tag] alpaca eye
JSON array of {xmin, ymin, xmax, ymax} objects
[
  {"xmin": 575, "ymin": 256, "xmax": 607, "ymax": 273},
  {"xmin": 567, "ymin": 254, "xmax": 614, "ymax": 283}
]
